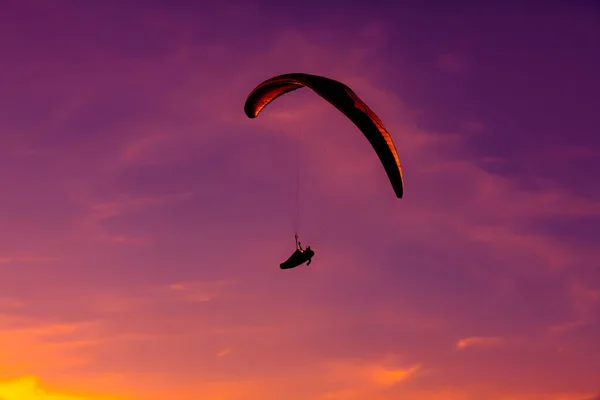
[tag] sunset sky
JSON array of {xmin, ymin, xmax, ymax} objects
[{"xmin": 1, "ymin": 1, "xmax": 599, "ymax": 399}]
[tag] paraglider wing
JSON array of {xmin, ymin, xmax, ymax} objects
[{"xmin": 244, "ymin": 73, "xmax": 404, "ymax": 198}]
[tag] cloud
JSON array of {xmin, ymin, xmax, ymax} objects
[
  {"xmin": 437, "ymin": 52, "xmax": 468, "ymax": 73},
  {"xmin": 548, "ymin": 320, "xmax": 588, "ymax": 334},
  {"xmin": 81, "ymin": 193, "xmax": 193, "ymax": 228},
  {"xmin": 456, "ymin": 336, "xmax": 504, "ymax": 350},
  {"xmin": 0, "ymin": 318, "xmax": 108, "ymax": 375},
  {"xmin": 69, "ymin": 279, "xmax": 235, "ymax": 318},
  {"xmin": 464, "ymin": 121, "xmax": 485, "ymax": 133},
  {"xmin": 216, "ymin": 348, "xmax": 232, "ymax": 357},
  {"xmin": 0, "ymin": 257, "xmax": 59, "ymax": 264},
  {"xmin": 316, "ymin": 358, "xmax": 423, "ymax": 400},
  {"xmin": 568, "ymin": 280, "xmax": 600, "ymax": 319},
  {"xmin": 367, "ymin": 363, "xmax": 422, "ymax": 386},
  {"xmin": 0, "ymin": 298, "xmax": 25, "ymax": 310},
  {"xmin": 96, "ymin": 234, "xmax": 152, "ymax": 245},
  {"xmin": 166, "ymin": 279, "xmax": 233, "ymax": 303},
  {"xmin": 64, "ymin": 189, "xmax": 194, "ymax": 244}
]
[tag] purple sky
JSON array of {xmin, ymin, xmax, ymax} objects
[{"xmin": 1, "ymin": 1, "xmax": 599, "ymax": 399}]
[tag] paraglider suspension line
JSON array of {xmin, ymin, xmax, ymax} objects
[{"xmin": 294, "ymin": 160, "xmax": 300, "ymax": 236}]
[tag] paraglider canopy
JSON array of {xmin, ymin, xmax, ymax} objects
[{"xmin": 244, "ymin": 72, "xmax": 404, "ymax": 198}]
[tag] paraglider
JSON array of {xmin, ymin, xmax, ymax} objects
[
  {"xmin": 243, "ymin": 72, "xmax": 405, "ymax": 270},
  {"xmin": 279, "ymin": 235, "xmax": 315, "ymax": 270}
]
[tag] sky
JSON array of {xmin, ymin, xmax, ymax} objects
[{"xmin": 1, "ymin": 0, "xmax": 599, "ymax": 399}]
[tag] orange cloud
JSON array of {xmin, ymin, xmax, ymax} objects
[
  {"xmin": 322, "ymin": 357, "xmax": 422, "ymax": 388},
  {"xmin": 456, "ymin": 336, "xmax": 504, "ymax": 350},
  {"xmin": 0, "ymin": 321, "xmax": 91, "ymax": 369},
  {"xmin": 367, "ymin": 363, "xmax": 422, "ymax": 386}
]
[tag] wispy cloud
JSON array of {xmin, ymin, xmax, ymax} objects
[
  {"xmin": 456, "ymin": 336, "xmax": 504, "ymax": 350},
  {"xmin": 167, "ymin": 279, "xmax": 233, "ymax": 303},
  {"xmin": 318, "ymin": 358, "xmax": 423, "ymax": 400},
  {"xmin": 548, "ymin": 320, "xmax": 588, "ymax": 334},
  {"xmin": 0, "ymin": 257, "xmax": 59, "ymax": 264},
  {"xmin": 216, "ymin": 347, "xmax": 232, "ymax": 357},
  {"xmin": 65, "ymin": 191, "xmax": 194, "ymax": 244},
  {"xmin": 437, "ymin": 52, "xmax": 468, "ymax": 73}
]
